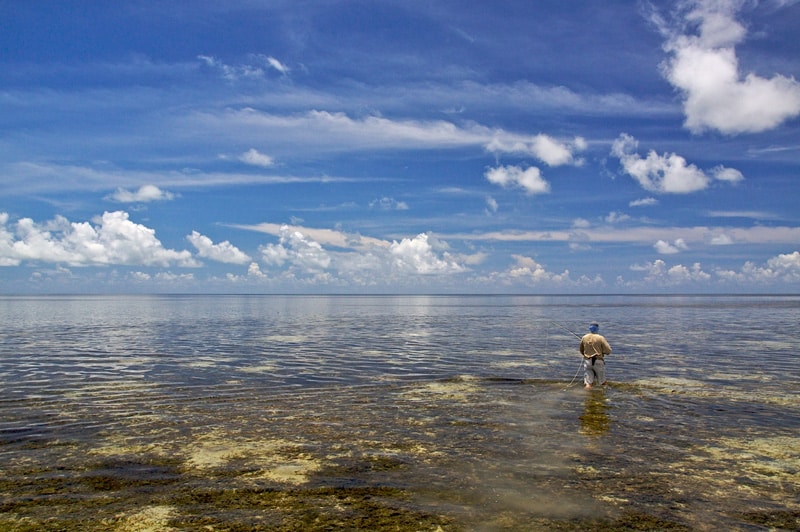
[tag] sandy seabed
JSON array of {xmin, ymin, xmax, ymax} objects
[{"xmin": 1, "ymin": 378, "xmax": 799, "ymax": 531}]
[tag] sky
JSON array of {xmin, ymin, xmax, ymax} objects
[{"xmin": 1, "ymin": 0, "xmax": 799, "ymax": 294}]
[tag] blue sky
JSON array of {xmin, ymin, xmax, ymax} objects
[{"xmin": 1, "ymin": 0, "xmax": 799, "ymax": 294}]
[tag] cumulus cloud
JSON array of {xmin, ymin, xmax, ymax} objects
[
  {"xmin": 254, "ymin": 225, "xmax": 465, "ymax": 285},
  {"xmin": 710, "ymin": 165, "xmax": 744, "ymax": 182},
  {"xmin": 247, "ymin": 262, "xmax": 266, "ymax": 278},
  {"xmin": 659, "ymin": 0, "xmax": 800, "ymax": 134},
  {"xmin": 389, "ymin": 233, "xmax": 464, "ymax": 275},
  {"xmin": 0, "ymin": 211, "xmax": 198, "ymax": 267},
  {"xmin": 630, "ymin": 259, "xmax": 711, "ymax": 284},
  {"xmin": 625, "ymin": 252, "xmax": 800, "ymax": 287},
  {"xmin": 495, "ymin": 255, "xmax": 605, "ymax": 288},
  {"xmin": 611, "ymin": 133, "xmax": 744, "ymax": 193},
  {"xmin": 716, "ymin": 250, "xmax": 800, "ymax": 284},
  {"xmin": 187, "ymin": 231, "xmax": 251, "ymax": 264},
  {"xmin": 108, "ymin": 184, "xmax": 176, "ymax": 203},
  {"xmin": 485, "ymin": 165, "xmax": 550, "ymax": 195},
  {"xmin": 260, "ymin": 225, "xmax": 331, "ymax": 274},
  {"xmin": 654, "ymin": 238, "xmax": 689, "ymax": 254},
  {"xmin": 239, "ymin": 148, "xmax": 275, "ymax": 167},
  {"xmin": 507, "ymin": 255, "xmax": 571, "ymax": 283}
]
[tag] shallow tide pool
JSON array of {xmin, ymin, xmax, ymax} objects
[{"xmin": 1, "ymin": 295, "xmax": 798, "ymax": 530}]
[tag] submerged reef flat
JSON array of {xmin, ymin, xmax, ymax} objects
[{"xmin": 1, "ymin": 379, "xmax": 799, "ymax": 531}]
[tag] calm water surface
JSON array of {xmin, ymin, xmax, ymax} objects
[{"xmin": 1, "ymin": 295, "xmax": 798, "ymax": 530}]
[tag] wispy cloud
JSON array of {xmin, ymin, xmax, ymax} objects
[
  {"xmin": 630, "ymin": 197, "xmax": 659, "ymax": 207},
  {"xmin": 2, "ymin": 162, "xmax": 358, "ymax": 195},
  {"xmin": 197, "ymin": 54, "xmax": 289, "ymax": 81},
  {"xmin": 369, "ymin": 197, "xmax": 409, "ymax": 211},
  {"xmin": 486, "ymin": 134, "xmax": 586, "ymax": 166},
  {"xmin": 442, "ymin": 225, "xmax": 800, "ymax": 245}
]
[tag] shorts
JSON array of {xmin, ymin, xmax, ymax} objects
[{"xmin": 583, "ymin": 357, "xmax": 605, "ymax": 386}]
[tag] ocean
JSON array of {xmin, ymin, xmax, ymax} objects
[{"xmin": 1, "ymin": 294, "xmax": 798, "ymax": 530}]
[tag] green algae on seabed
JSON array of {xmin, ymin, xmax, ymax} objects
[{"xmin": 1, "ymin": 379, "xmax": 799, "ymax": 531}]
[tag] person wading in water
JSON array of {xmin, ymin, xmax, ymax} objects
[{"xmin": 580, "ymin": 322, "xmax": 612, "ymax": 389}]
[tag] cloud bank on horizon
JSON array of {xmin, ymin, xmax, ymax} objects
[{"xmin": 0, "ymin": 0, "xmax": 798, "ymax": 293}]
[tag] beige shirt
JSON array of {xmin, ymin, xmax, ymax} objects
[{"xmin": 580, "ymin": 333, "xmax": 612, "ymax": 359}]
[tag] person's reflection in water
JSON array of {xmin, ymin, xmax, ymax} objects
[{"xmin": 579, "ymin": 389, "xmax": 610, "ymax": 436}]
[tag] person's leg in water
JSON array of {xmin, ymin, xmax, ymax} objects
[
  {"xmin": 583, "ymin": 358, "xmax": 596, "ymax": 388},
  {"xmin": 594, "ymin": 358, "xmax": 606, "ymax": 387}
]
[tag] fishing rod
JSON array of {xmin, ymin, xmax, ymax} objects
[
  {"xmin": 550, "ymin": 321, "xmax": 583, "ymax": 340},
  {"xmin": 550, "ymin": 320, "xmax": 621, "ymax": 389}
]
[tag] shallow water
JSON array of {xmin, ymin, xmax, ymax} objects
[{"xmin": 1, "ymin": 295, "xmax": 798, "ymax": 530}]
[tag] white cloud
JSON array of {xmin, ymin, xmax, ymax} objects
[
  {"xmin": 197, "ymin": 54, "xmax": 268, "ymax": 81},
  {"xmin": 441, "ymin": 224, "xmax": 800, "ymax": 247},
  {"xmin": 629, "ymin": 251, "xmax": 800, "ymax": 287},
  {"xmin": 667, "ymin": 262, "xmax": 712, "ymax": 282},
  {"xmin": 715, "ymin": 250, "xmax": 800, "ymax": 284},
  {"xmin": 108, "ymin": 184, "xmax": 176, "ymax": 203},
  {"xmin": 247, "ymin": 262, "xmax": 266, "ymax": 278},
  {"xmin": 191, "ymin": 108, "xmax": 586, "ymax": 162},
  {"xmin": 1, "ymin": 161, "xmax": 354, "ymax": 197},
  {"xmin": 485, "ymin": 196, "xmax": 498, "ymax": 214},
  {"xmin": 485, "ymin": 165, "xmax": 550, "ymax": 195},
  {"xmin": 572, "ymin": 218, "xmax": 591, "ymax": 229},
  {"xmin": 507, "ymin": 255, "xmax": 571, "ymax": 284},
  {"xmin": 237, "ymin": 222, "xmax": 389, "ymax": 251},
  {"xmin": 630, "ymin": 197, "xmax": 659, "ymax": 207},
  {"xmin": 0, "ymin": 211, "xmax": 198, "ymax": 267},
  {"xmin": 611, "ymin": 133, "xmax": 744, "ymax": 193},
  {"xmin": 187, "ymin": 231, "xmax": 251, "ymax": 264},
  {"xmin": 369, "ymin": 197, "xmax": 409, "ymax": 211},
  {"xmin": 660, "ymin": 0, "xmax": 800, "ymax": 134},
  {"xmin": 654, "ymin": 238, "xmax": 689, "ymax": 254},
  {"xmin": 260, "ymin": 225, "xmax": 331, "ymax": 274},
  {"xmin": 131, "ymin": 271, "xmax": 151, "ymax": 281},
  {"xmin": 767, "ymin": 250, "xmax": 800, "ymax": 271},
  {"xmin": 495, "ymin": 255, "xmax": 606, "ymax": 288},
  {"xmin": 710, "ymin": 165, "xmax": 744, "ymax": 182},
  {"xmin": 389, "ymin": 233, "xmax": 464, "ymax": 275},
  {"xmin": 709, "ymin": 233, "xmax": 734, "ymax": 245},
  {"xmin": 605, "ymin": 211, "xmax": 631, "ymax": 224},
  {"xmin": 266, "ymin": 56, "xmax": 289, "ymax": 75},
  {"xmin": 630, "ymin": 259, "xmax": 710, "ymax": 284},
  {"xmin": 239, "ymin": 148, "xmax": 275, "ymax": 167},
  {"xmin": 154, "ymin": 271, "xmax": 195, "ymax": 282},
  {"xmin": 486, "ymin": 134, "xmax": 585, "ymax": 166},
  {"xmin": 253, "ymin": 225, "xmax": 465, "ymax": 285}
]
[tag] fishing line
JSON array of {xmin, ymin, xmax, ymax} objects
[
  {"xmin": 563, "ymin": 359, "xmax": 585, "ymax": 391},
  {"xmin": 550, "ymin": 321, "xmax": 587, "ymax": 390}
]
